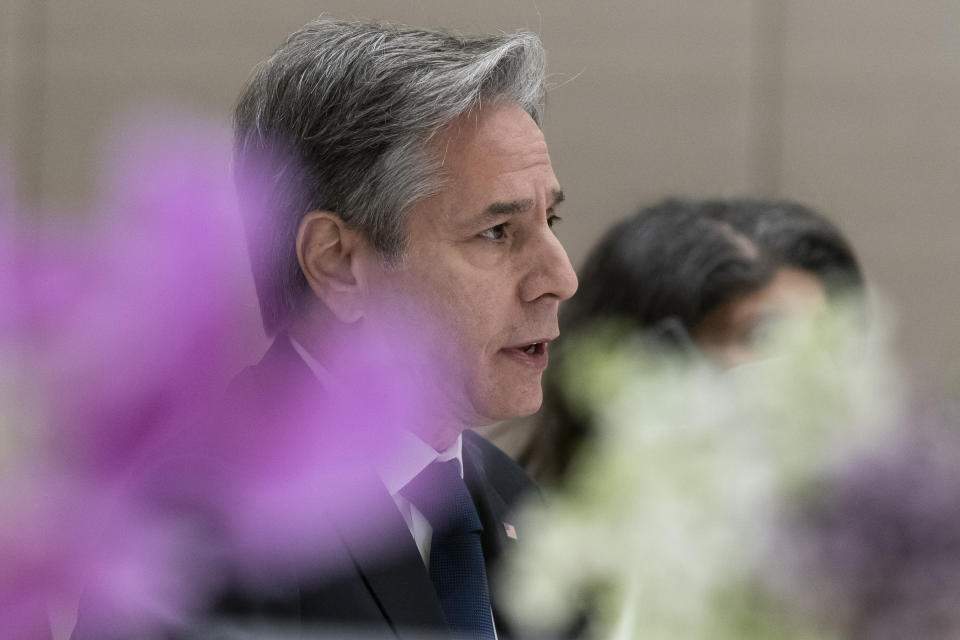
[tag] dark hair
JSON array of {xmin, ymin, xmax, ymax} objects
[
  {"xmin": 521, "ymin": 197, "xmax": 864, "ymax": 485},
  {"xmin": 563, "ymin": 199, "xmax": 775, "ymax": 343},
  {"xmin": 702, "ymin": 199, "xmax": 864, "ymax": 300},
  {"xmin": 233, "ymin": 18, "xmax": 546, "ymax": 336}
]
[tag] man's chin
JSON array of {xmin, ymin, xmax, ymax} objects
[{"xmin": 472, "ymin": 390, "xmax": 544, "ymax": 425}]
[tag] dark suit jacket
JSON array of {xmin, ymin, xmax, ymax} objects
[
  {"xmin": 71, "ymin": 335, "xmax": 540, "ymax": 640},
  {"xmin": 205, "ymin": 335, "xmax": 541, "ymax": 639}
]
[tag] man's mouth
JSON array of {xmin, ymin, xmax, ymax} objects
[
  {"xmin": 519, "ymin": 342, "xmax": 545, "ymax": 356},
  {"xmin": 501, "ymin": 340, "xmax": 550, "ymax": 370}
]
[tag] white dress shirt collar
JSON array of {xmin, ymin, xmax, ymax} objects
[{"xmin": 376, "ymin": 428, "xmax": 464, "ymax": 497}]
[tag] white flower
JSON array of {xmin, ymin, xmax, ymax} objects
[{"xmin": 504, "ymin": 303, "xmax": 901, "ymax": 639}]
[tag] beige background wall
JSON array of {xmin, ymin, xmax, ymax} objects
[{"xmin": 2, "ymin": 0, "xmax": 959, "ymax": 392}]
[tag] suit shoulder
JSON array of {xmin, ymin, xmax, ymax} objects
[
  {"xmin": 224, "ymin": 334, "xmax": 315, "ymax": 406},
  {"xmin": 464, "ymin": 430, "xmax": 540, "ymax": 504}
]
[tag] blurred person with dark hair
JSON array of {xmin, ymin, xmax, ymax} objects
[
  {"xmin": 520, "ymin": 197, "xmax": 864, "ymax": 484},
  {"xmin": 695, "ymin": 199, "xmax": 864, "ymax": 367}
]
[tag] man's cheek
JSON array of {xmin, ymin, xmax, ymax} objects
[{"xmin": 457, "ymin": 244, "xmax": 511, "ymax": 271}]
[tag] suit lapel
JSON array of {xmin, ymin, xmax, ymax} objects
[
  {"xmin": 331, "ymin": 471, "xmax": 447, "ymax": 638},
  {"xmin": 462, "ymin": 434, "xmax": 523, "ymax": 633}
]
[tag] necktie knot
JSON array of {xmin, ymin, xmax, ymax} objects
[{"xmin": 401, "ymin": 459, "xmax": 483, "ymax": 537}]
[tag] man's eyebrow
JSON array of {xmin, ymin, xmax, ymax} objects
[
  {"xmin": 482, "ymin": 189, "xmax": 565, "ymax": 218},
  {"xmin": 485, "ymin": 199, "xmax": 534, "ymax": 216}
]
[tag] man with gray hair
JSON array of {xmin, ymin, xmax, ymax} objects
[{"xmin": 226, "ymin": 16, "xmax": 577, "ymax": 638}]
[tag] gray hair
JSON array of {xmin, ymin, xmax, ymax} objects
[{"xmin": 233, "ymin": 17, "xmax": 547, "ymax": 336}]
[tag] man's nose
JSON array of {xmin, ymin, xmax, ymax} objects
[{"xmin": 519, "ymin": 229, "xmax": 579, "ymax": 303}]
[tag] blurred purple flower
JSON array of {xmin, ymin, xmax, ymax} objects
[
  {"xmin": 0, "ymin": 114, "xmax": 435, "ymax": 638},
  {"xmin": 774, "ymin": 419, "xmax": 960, "ymax": 639}
]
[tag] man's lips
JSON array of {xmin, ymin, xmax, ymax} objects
[{"xmin": 500, "ymin": 338, "xmax": 554, "ymax": 371}]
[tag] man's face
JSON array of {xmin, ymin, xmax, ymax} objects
[{"xmin": 360, "ymin": 103, "xmax": 577, "ymax": 435}]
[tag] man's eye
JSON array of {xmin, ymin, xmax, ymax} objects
[
  {"xmin": 480, "ymin": 223, "xmax": 508, "ymax": 240},
  {"xmin": 547, "ymin": 214, "xmax": 563, "ymax": 229}
]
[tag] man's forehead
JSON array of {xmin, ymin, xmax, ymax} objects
[
  {"xmin": 432, "ymin": 103, "xmax": 549, "ymax": 165},
  {"xmin": 403, "ymin": 102, "xmax": 560, "ymax": 235}
]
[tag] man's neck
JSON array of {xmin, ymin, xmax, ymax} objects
[{"xmin": 287, "ymin": 319, "xmax": 469, "ymax": 453}]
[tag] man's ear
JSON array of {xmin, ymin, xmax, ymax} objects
[{"xmin": 296, "ymin": 211, "xmax": 365, "ymax": 323}]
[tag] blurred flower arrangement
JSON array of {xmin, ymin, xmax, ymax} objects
[
  {"xmin": 5, "ymin": 114, "xmax": 960, "ymax": 640},
  {"xmin": 0, "ymin": 115, "xmax": 254, "ymax": 639},
  {"xmin": 501, "ymin": 304, "xmax": 960, "ymax": 639},
  {"xmin": 0, "ymin": 115, "xmax": 426, "ymax": 640}
]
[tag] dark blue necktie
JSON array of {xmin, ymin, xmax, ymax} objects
[{"xmin": 401, "ymin": 459, "xmax": 496, "ymax": 639}]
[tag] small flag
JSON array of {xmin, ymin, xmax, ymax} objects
[{"xmin": 503, "ymin": 522, "xmax": 518, "ymax": 539}]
